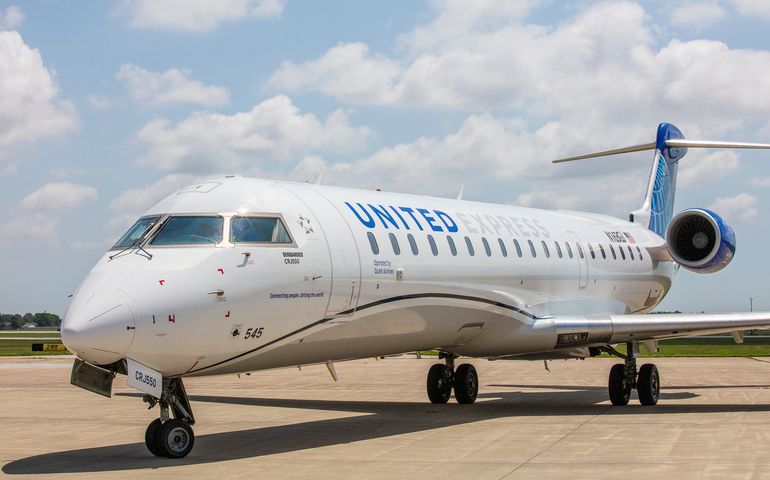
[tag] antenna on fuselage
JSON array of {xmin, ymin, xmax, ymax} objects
[{"xmin": 457, "ymin": 184, "xmax": 464, "ymax": 200}]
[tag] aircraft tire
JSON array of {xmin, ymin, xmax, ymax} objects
[
  {"xmin": 145, "ymin": 419, "xmax": 165, "ymax": 457},
  {"xmin": 608, "ymin": 363, "xmax": 631, "ymax": 406},
  {"xmin": 157, "ymin": 419, "xmax": 195, "ymax": 458},
  {"xmin": 453, "ymin": 363, "xmax": 478, "ymax": 404},
  {"xmin": 637, "ymin": 363, "xmax": 660, "ymax": 406},
  {"xmin": 427, "ymin": 364, "xmax": 453, "ymax": 404}
]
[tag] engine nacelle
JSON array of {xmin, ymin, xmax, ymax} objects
[{"xmin": 665, "ymin": 209, "xmax": 735, "ymax": 274}]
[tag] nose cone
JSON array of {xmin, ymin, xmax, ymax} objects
[{"xmin": 62, "ymin": 290, "xmax": 136, "ymax": 365}]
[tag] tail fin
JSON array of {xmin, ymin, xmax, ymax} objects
[
  {"xmin": 632, "ymin": 123, "xmax": 686, "ymax": 236},
  {"xmin": 552, "ymin": 123, "xmax": 770, "ymax": 236}
]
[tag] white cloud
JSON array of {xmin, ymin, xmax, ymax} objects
[
  {"xmin": 732, "ymin": 0, "xmax": 770, "ymax": 19},
  {"xmin": 670, "ymin": 1, "xmax": 725, "ymax": 28},
  {"xmin": 117, "ymin": 64, "xmax": 230, "ymax": 107},
  {"xmin": 266, "ymin": 1, "xmax": 770, "ymax": 213},
  {"xmin": 0, "ymin": 213, "xmax": 58, "ymax": 247},
  {"xmin": 87, "ymin": 94, "xmax": 111, "ymax": 109},
  {"xmin": 120, "ymin": 0, "xmax": 284, "ymax": 32},
  {"xmin": 135, "ymin": 95, "xmax": 370, "ymax": 174},
  {"xmin": 268, "ymin": 43, "xmax": 402, "ymax": 104},
  {"xmin": 0, "ymin": 5, "xmax": 23, "ymax": 30},
  {"xmin": 748, "ymin": 176, "xmax": 770, "ymax": 187},
  {"xmin": 678, "ymin": 150, "xmax": 741, "ymax": 187},
  {"xmin": 708, "ymin": 193, "xmax": 758, "ymax": 222},
  {"xmin": 0, "ymin": 31, "xmax": 77, "ymax": 158},
  {"xmin": 20, "ymin": 182, "xmax": 98, "ymax": 211},
  {"xmin": 268, "ymin": 1, "xmax": 770, "ymax": 128}
]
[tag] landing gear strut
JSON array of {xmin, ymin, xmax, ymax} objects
[
  {"xmin": 426, "ymin": 353, "xmax": 478, "ymax": 405},
  {"xmin": 605, "ymin": 342, "xmax": 660, "ymax": 406},
  {"xmin": 143, "ymin": 377, "xmax": 196, "ymax": 458}
]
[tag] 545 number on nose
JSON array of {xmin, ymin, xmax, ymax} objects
[{"xmin": 244, "ymin": 327, "xmax": 264, "ymax": 340}]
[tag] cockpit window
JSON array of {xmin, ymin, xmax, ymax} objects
[
  {"xmin": 231, "ymin": 216, "xmax": 291, "ymax": 244},
  {"xmin": 150, "ymin": 216, "xmax": 223, "ymax": 246},
  {"xmin": 112, "ymin": 216, "xmax": 161, "ymax": 249}
]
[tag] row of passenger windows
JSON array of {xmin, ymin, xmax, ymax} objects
[{"xmin": 366, "ymin": 232, "xmax": 644, "ymax": 262}]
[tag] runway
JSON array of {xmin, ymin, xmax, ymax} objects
[{"xmin": 3, "ymin": 356, "xmax": 770, "ymax": 479}]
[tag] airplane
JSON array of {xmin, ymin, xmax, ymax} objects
[{"xmin": 61, "ymin": 122, "xmax": 770, "ymax": 458}]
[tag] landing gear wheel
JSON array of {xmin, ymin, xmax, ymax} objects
[
  {"xmin": 145, "ymin": 419, "xmax": 165, "ymax": 457},
  {"xmin": 637, "ymin": 363, "xmax": 660, "ymax": 406},
  {"xmin": 608, "ymin": 363, "xmax": 632, "ymax": 406},
  {"xmin": 453, "ymin": 364, "xmax": 478, "ymax": 404},
  {"xmin": 427, "ymin": 364, "xmax": 453, "ymax": 404},
  {"xmin": 157, "ymin": 419, "xmax": 195, "ymax": 458}
]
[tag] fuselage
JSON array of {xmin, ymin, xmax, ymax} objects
[{"xmin": 61, "ymin": 176, "xmax": 677, "ymax": 377}]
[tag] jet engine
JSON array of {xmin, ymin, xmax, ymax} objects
[{"xmin": 665, "ymin": 209, "xmax": 735, "ymax": 273}]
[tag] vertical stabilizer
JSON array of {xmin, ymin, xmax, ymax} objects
[{"xmin": 630, "ymin": 123, "xmax": 688, "ymax": 236}]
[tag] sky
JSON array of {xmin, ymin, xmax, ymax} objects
[{"xmin": 2, "ymin": 0, "xmax": 770, "ymax": 316}]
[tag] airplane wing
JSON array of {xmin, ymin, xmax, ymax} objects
[{"xmin": 545, "ymin": 312, "xmax": 770, "ymax": 348}]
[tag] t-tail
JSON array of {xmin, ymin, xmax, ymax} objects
[{"xmin": 552, "ymin": 123, "xmax": 770, "ymax": 237}]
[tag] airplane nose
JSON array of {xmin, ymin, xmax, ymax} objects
[{"xmin": 61, "ymin": 290, "xmax": 136, "ymax": 365}]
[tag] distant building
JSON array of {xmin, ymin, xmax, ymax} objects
[
  {"xmin": 20, "ymin": 323, "xmax": 37, "ymax": 330},
  {"xmin": 0, "ymin": 322, "xmax": 12, "ymax": 330}
]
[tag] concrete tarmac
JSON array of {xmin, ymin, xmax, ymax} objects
[{"xmin": 3, "ymin": 356, "xmax": 770, "ymax": 479}]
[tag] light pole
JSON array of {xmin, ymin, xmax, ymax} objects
[{"xmin": 750, "ymin": 297, "xmax": 754, "ymax": 312}]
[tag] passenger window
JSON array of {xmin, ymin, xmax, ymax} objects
[
  {"xmin": 465, "ymin": 236, "xmax": 475, "ymax": 256},
  {"xmin": 636, "ymin": 246, "xmax": 643, "ymax": 260},
  {"xmin": 588, "ymin": 243, "xmax": 596, "ymax": 259},
  {"xmin": 577, "ymin": 243, "xmax": 585, "ymax": 259},
  {"xmin": 599, "ymin": 244, "xmax": 607, "ymax": 259},
  {"xmin": 619, "ymin": 245, "xmax": 626, "ymax": 260},
  {"xmin": 151, "ymin": 216, "xmax": 223, "ymax": 245},
  {"xmin": 628, "ymin": 245, "xmax": 635, "ymax": 260},
  {"xmin": 513, "ymin": 239, "xmax": 523, "ymax": 258},
  {"xmin": 367, "ymin": 232, "xmax": 379, "ymax": 255},
  {"xmin": 528, "ymin": 239, "xmax": 537, "ymax": 257},
  {"xmin": 482, "ymin": 237, "xmax": 492, "ymax": 257},
  {"xmin": 541, "ymin": 240, "xmax": 550, "ymax": 258},
  {"xmin": 447, "ymin": 236, "xmax": 458, "ymax": 256},
  {"xmin": 609, "ymin": 244, "xmax": 617, "ymax": 260},
  {"xmin": 565, "ymin": 242, "xmax": 573, "ymax": 258},
  {"xmin": 231, "ymin": 216, "xmax": 291, "ymax": 244},
  {"xmin": 428, "ymin": 235, "xmax": 439, "ymax": 256},
  {"xmin": 113, "ymin": 215, "xmax": 161, "ymax": 249},
  {"xmin": 389, "ymin": 233, "xmax": 401, "ymax": 255},
  {"xmin": 407, "ymin": 234, "xmax": 419, "ymax": 255},
  {"xmin": 498, "ymin": 238, "xmax": 508, "ymax": 257},
  {"xmin": 554, "ymin": 241, "xmax": 563, "ymax": 258}
]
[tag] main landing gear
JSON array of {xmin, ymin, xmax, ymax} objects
[
  {"xmin": 143, "ymin": 377, "xmax": 196, "ymax": 458},
  {"xmin": 426, "ymin": 353, "xmax": 479, "ymax": 404},
  {"xmin": 605, "ymin": 342, "xmax": 660, "ymax": 406}
]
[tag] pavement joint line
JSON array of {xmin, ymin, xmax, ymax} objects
[
  {"xmin": 497, "ymin": 403, "xmax": 613, "ymax": 479},
  {"xmin": 748, "ymin": 357, "xmax": 770, "ymax": 365}
]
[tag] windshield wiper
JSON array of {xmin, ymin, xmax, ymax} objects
[{"xmin": 109, "ymin": 237, "xmax": 154, "ymax": 261}]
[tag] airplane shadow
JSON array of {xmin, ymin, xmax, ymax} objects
[{"xmin": 5, "ymin": 386, "xmax": 770, "ymax": 474}]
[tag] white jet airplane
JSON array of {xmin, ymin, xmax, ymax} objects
[{"xmin": 63, "ymin": 123, "xmax": 770, "ymax": 458}]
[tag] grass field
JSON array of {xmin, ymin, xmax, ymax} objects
[
  {"xmin": 0, "ymin": 339, "xmax": 69, "ymax": 356},
  {"xmin": 1, "ymin": 336, "xmax": 770, "ymax": 358},
  {"xmin": 0, "ymin": 331, "xmax": 61, "ymax": 338}
]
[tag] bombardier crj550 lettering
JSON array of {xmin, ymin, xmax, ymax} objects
[{"xmin": 63, "ymin": 123, "xmax": 770, "ymax": 458}]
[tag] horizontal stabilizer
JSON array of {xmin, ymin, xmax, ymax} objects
[{"xmin": 553, "ymin": 139, "xmax": 770, "ymax": 163}]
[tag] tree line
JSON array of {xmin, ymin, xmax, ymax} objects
[{"xmin": 0, "ymin": 312, "xmax": 62, "ymax": 329}]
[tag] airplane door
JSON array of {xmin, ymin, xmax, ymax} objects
[
  {"xmin": 568, "ymin": 231, "xmax": 588, "ymax": 289},
  {"xmin": 288, "ymin": 186, "xmax": 362, "ymax": 317}
]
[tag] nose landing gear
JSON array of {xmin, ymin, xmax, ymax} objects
[
  {"xmin": 143, "ymin": 377, "xmax": 196, "ymax": 458},
  {"xmin": 426, "ymin": 354, "xmax": 479, "ymax": 405},
  {"xmin": 606, "ymin": 342, "xmax": 660, "ymax": 406}
]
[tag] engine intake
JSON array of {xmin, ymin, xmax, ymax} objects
[{"xmin": 665, "ymin": 209, "xmax": 735, "ymax": 274}]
